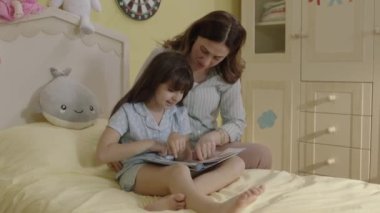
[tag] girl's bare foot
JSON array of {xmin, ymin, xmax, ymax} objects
[
  {"xmin": 219, "ymin": 185, "xmax": 265, "ymax": 213},
  {"xmin": 144, "ymin": 193, "xmax": 186, "ymax": 211}
]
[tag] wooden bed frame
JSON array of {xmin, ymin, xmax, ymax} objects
[{"xmin": 0, "ymin": 7, "xmax": 129, "ymax": 130}]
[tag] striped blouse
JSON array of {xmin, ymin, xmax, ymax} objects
[{"xmin": 141, "ymin": 47, "xmax": 246, "ymax": 143}]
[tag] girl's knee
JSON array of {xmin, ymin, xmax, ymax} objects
[
  {"xmin": 167, "ymin": 163, "xmax": 191, "ymax": 176},
  {"xmin": 234, "ymin": 155, "xmax": 245, "ymax": 168},
  {"xmin": 227, "ymin": 156, "xmax": 245, "ymax": 173}
]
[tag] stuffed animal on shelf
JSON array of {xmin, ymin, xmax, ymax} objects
[
  {"xmin": 49, "ymin": 0, "xmax": 102, "ymax": 34},
  {"xmin": 39, "ymin": 67, "xmax": 100, "ymax": 129},
  {"xmin": 11, "ymin": 0, "xmax": 23, "ymax": 18},
  {"xmin": 0, "ymin": 0, "xmax": 43, "ymax": 21}
]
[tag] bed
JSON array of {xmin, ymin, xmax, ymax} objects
[{"xmin": 1, "ymin": 7, "xmax": 380, "ymax": 213}]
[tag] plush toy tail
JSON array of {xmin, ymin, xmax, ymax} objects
[
  {"xmin": 11, "ymin": 0, "xmax": 23, "ymax": 18},
  {"xmin": 80, "ymin": 15, "xmax": 95, "ymax": 34},
  {"xmin": 50, "ymin": 67, "xmax": 71, "ymax": 78}
]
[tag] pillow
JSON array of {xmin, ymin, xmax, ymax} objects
[
  {"xmin": 0, "ymin": 119, "xmax": 108, "ymax": 175},
  {"xmin": 0, "ymin": 119, "xmax": 150, "ymax": 213}
]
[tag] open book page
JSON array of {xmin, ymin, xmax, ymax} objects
[
  {"xmin": 198, "ymin": 148, "xmax": 246, "ymax": 164},
  {"xmin": 142, "ymin": 148, "xmax": 245, "ymax": 173}
]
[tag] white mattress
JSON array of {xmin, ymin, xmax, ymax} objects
[{"xmin": 0, "ymin": 120, "xmax": 379, "ymax": 213}]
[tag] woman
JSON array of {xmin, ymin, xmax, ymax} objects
[
  {"xmin": 164, "ymin": 10, "xmax": 272, "ymax": 168},
  {"xmin": 123, "ymin": 10, "xmax": 272, "ymax": 170}
]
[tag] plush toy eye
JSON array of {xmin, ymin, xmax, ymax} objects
[
  {"xmin": 89, "ymin": 105, "xmax": 95, "ymax": 112},
  {"xmin": 60, "ymin": 104, "xmax": 67, "ymax": 113}
]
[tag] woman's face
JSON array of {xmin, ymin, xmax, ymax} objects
[{"xmin": 188, "ymin": 36, "xmax": 230, "ymax": 73}]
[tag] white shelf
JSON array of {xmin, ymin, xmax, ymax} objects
[{"xmin": 256, "ymin": 20, "xmax": 285, "ymax": 26}]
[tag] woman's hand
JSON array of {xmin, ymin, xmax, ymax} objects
[
  {"xmin": 167, "ymin": 132, "xmax": 188, "ymax": 158},
  {"xmin": 194, "ymin": 131, "xmax": 220, "ymax": 161}
]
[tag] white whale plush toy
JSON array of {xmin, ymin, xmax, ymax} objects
[
  {"xmin": 49, "ymin": 0, "xmax": 102, "ymax": 34},
  {"xmin": 39, "ymin": 67, "xmax": 99, "ymax": 129}
]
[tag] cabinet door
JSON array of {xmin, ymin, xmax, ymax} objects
[
  {"xmin": 371, "ymin": 0, "xmax": 380, "ymax": 183},
  {"xmin": 242, "ymin": 0, "xmax": 301, "ymax": 65},
  {"xmin": 301, "ymin": 0, "xmax": 374, "ymax": 82},
  {"xmin": 241, "ymin": 0, "xmax": 300, "ymax": 172}
]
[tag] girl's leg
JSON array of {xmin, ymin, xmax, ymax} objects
[
  {"xmin": 144, "ymin": 193, "xmax": 186, "ymax": 211},
  {"xmin": 134, "ymin": 162, "xmax": 264, "ymax": 213},
  {"xmin": 193, "ymin": 156, "xmax": 245, "ymax": 195},
  {"xmin": 143, "ymin": 156, "xmax": 245, "ymax": 210},
  {"xmin": 220, "ymin": 143, "xmax": 272, "ymax": 169}
]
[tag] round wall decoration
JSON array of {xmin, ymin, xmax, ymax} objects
[{"xmin": 117, "ymin": 0, "xmax": 161, "ymax": 21}]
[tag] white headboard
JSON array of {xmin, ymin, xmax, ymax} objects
[{"xmin": 0, "ymin": 8, "xmax": 129, "ymax": 129}]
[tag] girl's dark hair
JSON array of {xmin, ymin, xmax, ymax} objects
[
  {"xmin": 111, "ymin": 51, "xmax": 193, "ymax": 116},
  {"xmin": 163, "ymin": 10, "xmax": 246, "ymax": 84}
]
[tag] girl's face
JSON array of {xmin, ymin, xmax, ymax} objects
[
  {"xmin": 150, "ymin": 82, "xmax": 184, "ymax": 110},
  {"xmin": 188, "ymin": 36, "xmax": 230, "ymax": 73}
]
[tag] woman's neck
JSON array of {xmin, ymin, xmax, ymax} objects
[{"xmin": 193, "ymin": 69, "xmax": 209, "ymax": 83}]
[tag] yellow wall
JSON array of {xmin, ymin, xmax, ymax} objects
[{"xmin": 38, "ymin": 0, "xmax": 240, "ymax": 85}]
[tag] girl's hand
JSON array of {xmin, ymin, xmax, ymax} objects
[
  {"xmin": 106, "ymin": 140, "xmax": 167, "ymax": 172},
  {"xmin": 167, "ymin": 132, "xmax": 188, "ymax": 158},
  {"xmin": 194, "ymin": 131, "xmax": 220, "ymax": 161},
  {"xmin": 107, "ymin": 161, "xmax": 123, "ymax": 172},
  {"xmin": 149, "ymin": 141, "xmax": 168, "ymax": 156}
]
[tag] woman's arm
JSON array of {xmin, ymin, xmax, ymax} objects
[
  {"xmin": 95, "ymin": 127, "xmax": 167, "ymax": 164},
  {"xmin": 192, "ymin": 79, "xmax": 246, "ymax": 160},
  {"xmin": 219, "ymin": 80, "xmax": 246, "ymax": 142}
]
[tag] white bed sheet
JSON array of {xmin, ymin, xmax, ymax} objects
[{"xmin": 0, "ymin": 120, "xmax": 379, "ymax": 213}]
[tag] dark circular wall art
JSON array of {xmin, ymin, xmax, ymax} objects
[{"xmin": 117, "ymin": 0, "xmax": 161, "ymax": 21}]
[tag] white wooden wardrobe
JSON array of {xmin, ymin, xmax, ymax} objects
[{"xmin": 241, "ymin": 0, "xmax": 380, "ymax": 183}]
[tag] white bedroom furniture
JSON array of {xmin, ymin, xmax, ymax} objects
[
  {"xmin": 2, "ymin": 6, "xmax": 380, "ymax": 213},
  {"xmin": 241, "ymin": 0, "xmax": 380, "ymax": 182}
]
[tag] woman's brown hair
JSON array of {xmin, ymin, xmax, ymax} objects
[{"xmin": 163, "ymin": 10, "xmax": 246, "ymax": 84}]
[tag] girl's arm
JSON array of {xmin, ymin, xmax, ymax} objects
[
  {"xmin": 169, "ymin": 107, "xmax": 193, "ymax": 160},
  {"xmin": 167, "ymin": 132, "xmax": 192, "ymax": 161},
  {"xmin": 95, "ymin": 127, "xmax": 167, "ymax": 164},
  {"xmin": 177, "ymin": 141, "xmax": 193, "ymax": 161}
]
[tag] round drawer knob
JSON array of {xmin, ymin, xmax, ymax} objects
[
  {"xmin": 375, "ymin": 27, "xmax": 380, "ymax": 34},
  {"xmin": 326, "ymin": 158, "xmax": 336, "ymax": 165},
  {"xmin": 327, "ymin": 94, "xmax": 336, "ymax": 101},
  {"xmin": 291, "ymin": 33, "xmax": 300, "ymax": 39},
  {"xmin": 327, "ymin": 126, "xmax": 336, "ymax": 133}
]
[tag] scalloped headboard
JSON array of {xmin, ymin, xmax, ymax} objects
[{"xmin": 0, "ymin": 8, "xmax": 129, "ymax": 129}]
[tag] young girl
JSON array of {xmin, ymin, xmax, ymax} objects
[{"xmin": 96, "ymin": 51, "xmax": 264, "ymax": 212}]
